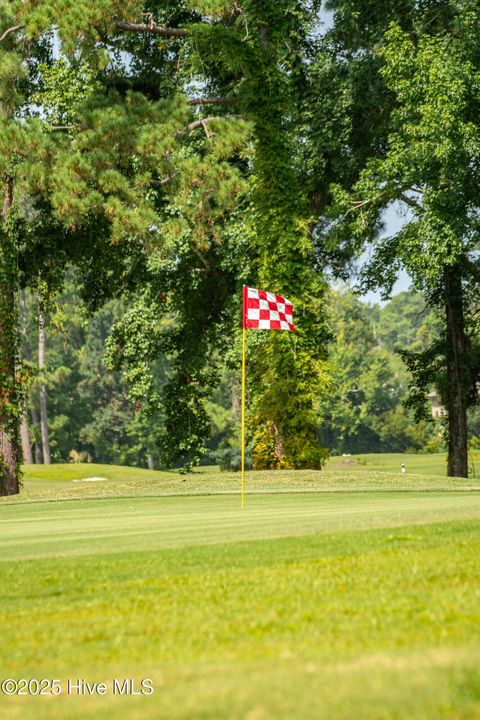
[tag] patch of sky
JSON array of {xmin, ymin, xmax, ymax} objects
[{"xmin": 339, "ymin": 201, "xmax": 413, "ymax": 306}]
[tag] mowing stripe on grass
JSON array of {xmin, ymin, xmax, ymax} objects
[{"xmin": 1, "ymin": 491, "xmax": 480, "ymax": 562}]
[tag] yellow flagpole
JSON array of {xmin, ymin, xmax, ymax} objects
[{"xmin": 241, "ymin": 324, "xmax": 246, "ymax": 510}]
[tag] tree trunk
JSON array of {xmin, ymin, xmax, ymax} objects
[
  {"xmin": 147, "ymin": 454, "xmax": 155, "ymax": 470},
  {"xmin": 444, "ymin": 266, "xmax": 469, "ymax": 478},
  {"xmin": 19, "ymin": 289, "xmax": 41, "ymax": 463},
  {"xmin": 38, "ymin": 307, "xmax": 51, "ymax": 464},
  {"xmin": 0, "ymin": 177, "xmax": 20, "ymax": 495},
  {"xmin": 31, "ymin": 405, "xmax": 43, "ymax": 464},
  {"xmin": 20, "ymin": 414, "xmax": 33, "ymax": 464},
  {"xmin": 18, "ymin": 290, "xmax": 34, "ymax": 464},
  {"xmin": 273, "ymin": 422, "xmax": 284, "ymax": 466}
]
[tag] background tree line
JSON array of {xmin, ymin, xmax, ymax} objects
[
  {"xmin": 21, "ymin": 281, "xmax": 471, "ymax": 469},
  {"xmin": 2, "ymin": 0, "xmax": 480, "ymax": 493}
]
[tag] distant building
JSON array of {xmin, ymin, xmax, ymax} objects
[{"xmin": 428, "ymin": 391, "xmax": 446, "ymax": 418}]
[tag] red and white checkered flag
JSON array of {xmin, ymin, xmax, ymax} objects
[{"xmin": 242, "ymin": 286, "xmax": 295, "ymax": 331}]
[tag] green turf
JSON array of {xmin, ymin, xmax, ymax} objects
[
  {"xmin": 1, "ymin": 471, "xmax": 480, "ymax": 719},
  {"xmin": 2, "ymin": 490, "xmax": 480, "ymax": 560},
  {"xmin": 3, "ymin": 459, "xmax": 478, "ymax": 505},
  {"xmin": 327, "ymin": 449, "xmax": 480, "ymax": 477},
  {"xmin": 327, "ymin": 452, "xmax": 451, "ymax": 474}
]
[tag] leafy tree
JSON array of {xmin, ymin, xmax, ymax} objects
[
  {"xmin": 0, "ymin": 5, "xmax": 239, "ymax": 487},
  {"xmin": 1, "ymin": 1, "xmax": 333, "ymax": 487},
  {"xmin": 321, "ymin": 5, "xmax": 480, "ymax": 476},
  {"xmin": 19, "ymin": 275, "xmax": 169, "ymax": 466},
  {"xmin": 319, "ymin": 290, "xmax": 435, "ymax": 454},
  {"xmin": 0, "ymin": 12, "xmax": 42, "ymax": 493},
  {"xmin": 374, "ymin": 291, "xmax": 437, "ymax": 354}
]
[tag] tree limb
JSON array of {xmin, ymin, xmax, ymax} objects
[
  {"xmin": 188, "ymin": 97, "xmax": 240, "ymax": 107},
  {"xmin": 185, "ymin": 114, "xmax": 244, "ymax": 133},
  {"xmin": 151, "ymin": 173, "xmax": 178, "ymax": 186},
  {"xmin": 0, "ymin": 25, "xmax": 23, "ymax": 43},
  {"xmin": 345, "ymin": 198, "xmax": 372, "ymax": 216},
  {"xmin": 115, "ymin": 21, "xmax": 188, "ymax": 38},
  {"xmin": 49, "ymin": 114, "xmax": 243, "ymax": 137},
  {"xmin": 399, "ymin": 192, "xmax": 422, "ymax": 210}
]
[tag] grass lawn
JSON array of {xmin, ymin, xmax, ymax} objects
[
  {"xmin": 6, "ymin": 457, "xmax": 479, "ymax": 503},
  {"xmin": 326, "ymin": 450, "xmax": 480, "ymax": 477},
  {"xmin": 1, "ymin": 463, "xmax": 480, "ymax": 718},
  {"xmin": 326, "ymin": 451, "xmax": 451, "ymax": 475}
]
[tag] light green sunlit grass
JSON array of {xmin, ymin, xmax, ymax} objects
[
  {"xmin": 326, "ymin": 449, "xmax": 480, "ymax": 477},
  {"xmin": 326, "ymin": 451, "xmax": 450, "ymax": 474},
  {"xmin": 3, "ymin": 457, "xmax": 478, "ymax": 505},
  {"xmin": 1, "ymin": 472, "xmax": 480, "ymax": 719}
]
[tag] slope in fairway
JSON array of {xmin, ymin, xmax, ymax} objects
[
  {"xmin": 1, "ymin": 487, "xmax": 480, "ymax": 719},
  {"xmin": 326, "ymin": 452, "xmax": 450, "ymax": 475}
]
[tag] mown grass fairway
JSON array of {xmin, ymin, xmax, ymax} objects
[
  {"xmin": 9, "ymin": 458, "xmax": 479, "ymax": 503},
  {"xmin": 1, "ymin": 468, "xmax": 480, "ymax": 719},
  {"xmin": 327, "ymin": 452, "xmax": 451, "ymax": 475}
]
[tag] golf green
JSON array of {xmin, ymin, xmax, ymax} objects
[{"xmin": 1, "ymin": 489, "xmax": 479, "ymax": 719}]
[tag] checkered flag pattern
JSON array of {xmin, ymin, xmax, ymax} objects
[{"xmin": 242, "ymin": 286, "xmax": 295, "ymax": 331}]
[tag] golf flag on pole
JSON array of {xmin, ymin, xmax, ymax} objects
[
  {"xmin": 242, "ymin": 286, "xmax": 295, "ymax": 332},
  {"xmin": 240, "ymin": 286, "xmax": 295, "ymax": 510}
]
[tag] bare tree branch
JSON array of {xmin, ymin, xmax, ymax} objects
[
  {"xmin": 345, "ymin": 198, "xmax": 372, "ymax": 216},
  {"xmin": 0, "ymin": 25, "xmax": 23, "ymax": 43},
  {"xmin": 115, "ymin": 21, "xmax": 188, "ymax": 38},
  {"xmin": 347, "ymin": 190, "xmax": 423, "ymax": 218},
  {"xmin": 151, "ymin": 173, "xmax": 178, "ymax": 186},
  {"xmin": 185, "ymin": 114, "xmax": 244, "ymax": 133},
  {"xmin": 399, "ymin": 192, "xmax": 422, "ymax": 210},
  {"xmin": 188, "ymin": 97, "xmax": 240, "ymax": 107},
  {"xmin": 200, "ymin": 120, "xmax": 211, "ymax": 138},
  {"xmin": 49, "ymin": 125, "xmax": 78, "ymax": 131}
]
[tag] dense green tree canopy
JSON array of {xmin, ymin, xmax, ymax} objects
[
  {"xmin": 3, "ymin": 0, "xmax": 480, "ymax": 491},
  {"xmin": 319, "ymin": 290, "xmax": 437, "ymax": 455},
  {"xmin": 318, "ymin": 1, "xmax": 480, "ymax": 476},
  {"xmin": 0, "ymin": 0, "xmax": 331, "ymax": 488}
]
